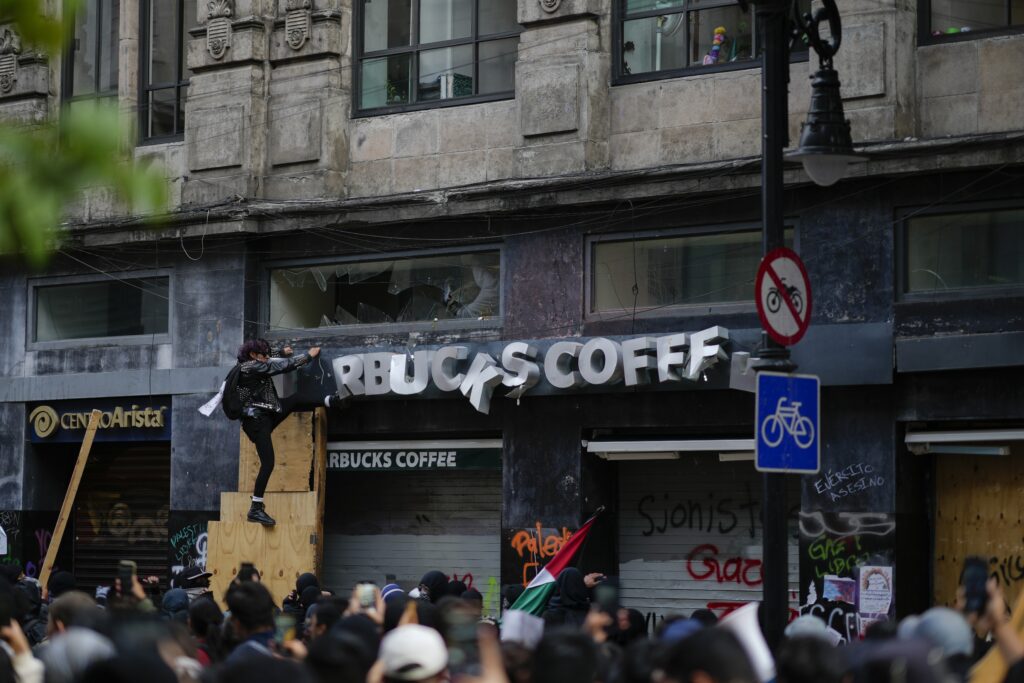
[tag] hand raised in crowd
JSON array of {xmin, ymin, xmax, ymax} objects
[
  {"xmin": 960, "ymin": 577, "xmax": 1008, "ymax": 631},
  {"xmin": 112, "ymin": 574, "xmax": 147, "ymax": 601},
  {"xmin": 583, "ymin": 572, "xmax": 605, "ymax": 588},
  {"xmin": 982, "ymin": 578, "xmax": 1024, "ymax": 665},
  {"xmin": 308, "ymin": 347, "xmax": 321, "ymax": 358},
  {"xmin": 279, "ymin": 638, "xmax": 308, "ymax": 661},
  {"xmin": 583, "ymin": 608, "xmax": 613, "ymax": 644},
  {"xmin": 345, "ymin": 584, "xmax": 384, "ymax": 626},
  {"xmin": 454, "ymin": 625, "xmax": 509, "ymax": 683},
  {"xmin": 0, "ymin": 619, "xmax": 31, "ymax": 657}
]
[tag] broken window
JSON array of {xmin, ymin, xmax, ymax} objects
[{"xmin": 269, "ymin": 251, "xmax": 500, "ymax": 330}]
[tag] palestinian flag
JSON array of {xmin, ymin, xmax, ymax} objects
[{"xmin": 508, "ymin": 511, "xmax": 601, "ymax": 616}]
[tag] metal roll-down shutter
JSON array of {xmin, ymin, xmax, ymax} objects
[
  {"xmin": 618, "ymin": 458, "xmax": 799, "ymax": 630},
  {"xmin": 73, "ymin": 445, "xmax": 171, "ymax": 592},
  {"xmin": 323, "ymin": 469, "xmax": 501, "ymax": 611}
]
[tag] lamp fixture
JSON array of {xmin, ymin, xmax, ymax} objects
[{"xmin": 786, "ymin": 0, "xmax": 861, "ymax": 186}]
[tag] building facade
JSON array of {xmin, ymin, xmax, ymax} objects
[{"xmin": 0, "ymin": 0, "xmax": 1022, "ymax": 635}]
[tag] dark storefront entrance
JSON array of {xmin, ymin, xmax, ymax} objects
[{"xmin": 24, "ymin": 397, "xmax": 172, "ymax": 591}]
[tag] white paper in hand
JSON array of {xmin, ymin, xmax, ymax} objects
[
  {"xmin": 500, "ymin": 610, "xmax": 544, "ymax": 649},
  {"xmin": 198, "ymin": 382, "xmax": 226, "ymax": 417}
]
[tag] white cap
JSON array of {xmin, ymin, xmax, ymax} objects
[{"xmin": 380, "ymin": 625, "xmax": 448, "ymax": 681}]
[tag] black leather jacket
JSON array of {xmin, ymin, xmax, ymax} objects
[{"xmin": 237, "ymin": 353, "xmax": 312, "ymax": 416}]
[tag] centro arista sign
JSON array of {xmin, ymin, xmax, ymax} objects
[{"xmin": 28, "ymin": 398, "xmax": 171, "ymax": 442}]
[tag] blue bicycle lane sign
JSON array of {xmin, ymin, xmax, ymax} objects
[{"xmin": 755, "ymin": 371, "xmax": 820, "ymax": 473}]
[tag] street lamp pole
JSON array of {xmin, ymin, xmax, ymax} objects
[
  {"xmin": 747, "ymin": 0, "xmax": 856, "ymax": 652},
  {"xmin": 756, "ymin": 0, "xmax": 794, "ymax": 654}
]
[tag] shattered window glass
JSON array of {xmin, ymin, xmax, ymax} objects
[{"xmin": 269, "ymin": 252, "xmax": 500, "ymax": 330}]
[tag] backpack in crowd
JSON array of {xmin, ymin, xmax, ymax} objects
[{"xmin": 221, "ymin": 364, "xmax": 243, "ymax": 420}]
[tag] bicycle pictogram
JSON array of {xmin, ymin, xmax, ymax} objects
[{"xmin": 760, "ymin": 397, "xmax": 815, "ymax": 449}]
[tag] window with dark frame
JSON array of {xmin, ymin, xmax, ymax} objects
[
  {"xmin": 64, "ymin": 0, "xmax": 120, "ymax": 103},
  {"xmin": 903, "ymin": 208, "xmax": 1024, "ymax": 296},
  {"xmin": 590, "ymin": 228, "xmax": 794, "ymax": 313},
  {"xmin": 141, "ymin": 0, "xmax": 195, "ymax": 141},
  {"xmin": 356, "ymin": 0, "xmax": 520, "ymax": 112},
  {"xmin": 268, "ymin": 251, "xmax": 501, "ymax": 330},
  {"xmin": 924, "ymin": 0, "xmax": 1023, "ymax": 39},
  {"xmin": 33, "ymin": 277, "xmax": 170, "ymax": 343},
  {"xmin": 615, "ymin": 0, "xmax": 810, "ymax": 82}
]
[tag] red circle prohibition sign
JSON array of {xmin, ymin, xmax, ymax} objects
[{"xmin": 755, "ymin": 247, "xmax": 813, "ymax": 346}]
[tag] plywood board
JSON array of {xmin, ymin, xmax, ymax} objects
[
  {"xmin": 238, "ymin": 411, "xmax": 315, "ymax": 493},
  {"xmin": 206, "ymin": 520, "xmax": 266, "ymax": 606},
  {"xmin": 219, "ymin": 491, "xmax": 318, "ymax": 526},
  {"xmin": 206, "ymin": 520, "xmax": 317, "ymax": 607},
  {"xmin": 39, "ymin": 409, "xmax": 101, "ymax": 590},
  {"xmin": 935, "ymin": 443, "xmax": 1024, "ymax": 610},
  {"xmin": 312, "ymin": 408, "xmax": 327, "ymax": 577}
]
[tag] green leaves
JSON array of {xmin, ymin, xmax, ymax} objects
[
  {"xmin": 0, "ymin": 1, "xmax": 167, "ymax": 267},
  {"xmin": 0, "ymin": 102, "xmax": 168, "ymax": 267},
  {"xmin": 0, "ymin": 0, "xmax": 75, "ymax": 53}
]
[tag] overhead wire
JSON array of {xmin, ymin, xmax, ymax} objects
[{"xmin": 53, "ymin": 162, "xmax": 1024, "ymax": 348}]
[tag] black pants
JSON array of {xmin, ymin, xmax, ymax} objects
[{"xmin": 241, "ymin": 394, "xmax": 324, "ymax": 498}]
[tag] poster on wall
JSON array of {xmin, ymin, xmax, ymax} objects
[{"xmin": 859, "ymin": 565, "xmax": 893, "ymax": 613}]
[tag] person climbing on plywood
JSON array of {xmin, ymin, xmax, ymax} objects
[{"xmin": 202, "ymin": 339, "xmax": 349, "ymax": 526}]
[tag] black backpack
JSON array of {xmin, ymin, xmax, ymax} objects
[{"xmin": 221, "ymin": 364, "xmax": 243, "ymax": 420}]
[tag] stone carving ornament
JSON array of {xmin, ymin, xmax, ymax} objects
[
  {"xmin": 539, "ymin": 0, "xmax": 562, "ymax": 13},
  {"xmin": 285, "ymin": 0, "xmax": 312, "ymax": 50},
  {"xmin": 206, "ymin": 0, "xmax": 233, "ymax": 60},
  {"xmin": 0, "ymin": 28, "xmax": 21, "ymax": 95}
]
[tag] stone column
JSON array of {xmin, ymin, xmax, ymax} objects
[
  {"xmin": 184, "ymin": 0, "xmax": 275, "ymax": 204},
  {"xmin": 515, "ymin": 0, "xmax": 610, "ymax": 177},
  {"xmin": 263, "ymin": 0, "xmax": 349, "ymax": 199}
]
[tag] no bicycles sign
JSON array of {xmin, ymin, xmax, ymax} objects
[{"xmin": 755, "ymin": 247, "xmax": 812, "ymax": 346}]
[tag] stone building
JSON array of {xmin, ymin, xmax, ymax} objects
[{"xmin": 0, "ymin": 0, "xmax": 1022, "ymax": 634}]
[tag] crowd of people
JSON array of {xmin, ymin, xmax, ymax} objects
[{"xmin": 0, "ymin": 560, "xmax": 1022, "ymax": 683}]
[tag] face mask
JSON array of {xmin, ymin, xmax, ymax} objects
[{"xmin": 185, "ymin": 586, "xmax": 210, "ymax": 602}]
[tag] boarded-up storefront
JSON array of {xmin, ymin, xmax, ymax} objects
[
  {"xmin": 618, "ymin": 458, "xmax": 800, "ymax": 631},
  {"xmin": 934, "ymin": 440, "xmax": 1024, "ymax": 609}
]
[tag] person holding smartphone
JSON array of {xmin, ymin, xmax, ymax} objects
[{"xmin": 234, "ymin": 340, "xmax": 350, "ymax": 526}]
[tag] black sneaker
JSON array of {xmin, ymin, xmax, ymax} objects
[
  {"xmin": 327, "ymin": 393, "xmax": 352, "ymax": 412},
  {"xmin": 247, "ymin": 501, "xmax": 276, "ymax": 526}
]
